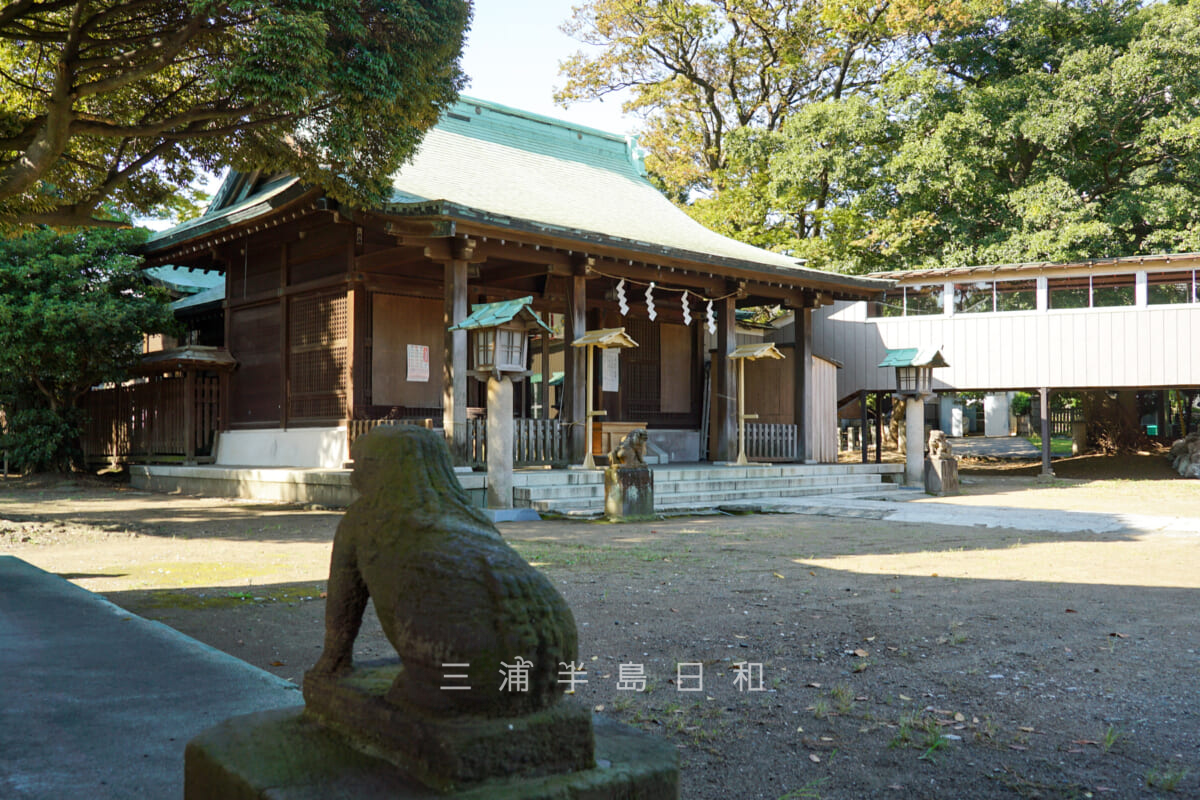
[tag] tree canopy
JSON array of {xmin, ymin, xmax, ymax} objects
[
  {"xmin": 0, "ymin": 226, "xmax": 176, "ymax": 411},
  {"xmin": 0, "ymin": 0, "xmax": 470, "ymax": 228},
  {"xmin": 560, "ymin": 0, "xmax": 1200, "ymax": 273}
]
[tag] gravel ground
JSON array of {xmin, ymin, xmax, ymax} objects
[{"xmin": 2, "ymin": 463, "xmax": 1198, "ymax": 799}]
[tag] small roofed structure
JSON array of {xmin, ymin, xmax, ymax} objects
[
  {"xmin": 878, "ymin": 348, "xmax": 949, "ymax": 396},
  {"xmin": 449, "ymin": 296, "xmax": 552, "ymax": 379}
]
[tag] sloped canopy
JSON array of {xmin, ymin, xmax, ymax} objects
[
  {"xmin": 730, "ymin": 343, "xmax": 786, "ymax": 361},
  {"xmin": 570, "ymin": 328, "xmax": 639, "ymax": 349},
  {"xmin": 448, "ymin": 296, "xmax": 552, "ymax": 333},
  {"xmin": 878, "ymin": 347, "xmax": 949, "ymax": 369}
]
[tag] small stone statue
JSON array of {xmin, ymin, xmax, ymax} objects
[
  {"xmin": 608, "ymin": 428, "xmax": 648, "ymax": 467},
  {"xmin": 310, "ymin": 425, "xmax": 578, "ymax": 717},
  {"xmin": 927, "ymin": 429, "xmax": 954, "ymax": 460}
]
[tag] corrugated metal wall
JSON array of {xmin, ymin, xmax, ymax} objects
[{"xmin": 814, "ymin": 302, "xmax": 1200, "ymax": 396}]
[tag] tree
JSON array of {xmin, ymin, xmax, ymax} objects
[
  {"xmin": 719, "ymin": 0, "xmax": 1200, "ymax": 272},
  {"xmin": 0, "ymin": 227, "xmax": 177, "ymax": 469},
  {"xmin": 0, "ymin": 0, "xmax": 470, "ymax": 228},
  {"xmin": 556, "ymin": 0, "xmax": 910, "ymax": 197}
]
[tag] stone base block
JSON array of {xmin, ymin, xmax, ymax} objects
[
  {"xmin": 303, "ymin": 663, "xmax": 593, "ymax": 790},
  {"xmin": 185, "ymin": 706, "xmax": 679, "ymax": 800},
  {"xmin": 604, "ymin": 466, "xmax": 654, "ymax": 521},
  {"xmin": 924, "ymin": 456, "xmax": 960, "ymax": 496}
]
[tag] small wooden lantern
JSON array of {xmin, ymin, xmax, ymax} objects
[
  {"xmin": 729, "ymin": 343, "xmax": 786, "ymax": 466},
  {"xmin": 450, "ymin": 296, "xmax": 552, "ymax": 379},
  {"xmin": 878, "ymin": 347, "xmax": 949, "ymax": 397}
]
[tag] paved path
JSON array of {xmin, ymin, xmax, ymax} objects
[
  {"xmin": 722, "ymin": 489, "xmax": 1200, "ymax": 535},
  {"xmin": 0, "ymin": 556, "xmax": 302, "ymax": 800}
]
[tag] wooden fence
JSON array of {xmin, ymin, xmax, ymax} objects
[
  {"xmin": 346, "ymin": 417, "xmax": 436, "ymax": 450},
  {"xmin": 743, "ymin": 423, "xmax": 799, "ymax": 461},
  {"xmin": 465, "ymin": 417, "xmax": 568, "ymax": 469},
  {"xmin": 80, "ymin": 374, "xmax": 219, "ymax": 463},
  {"xmin": 1031, "ymin": 409, "xmax": 1084, "ymax": 437}
]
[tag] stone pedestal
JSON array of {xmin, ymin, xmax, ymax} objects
[
  {"xmin": 924, "ymin": 456, "xmax": 959, "ymax": 496},
  {"xmin": 486, "ymin": 375, "xmax": 513, "ymax": 509},
  {"xmin": 604, "ymin": 465, "xmax": 654, "ymax": 521},
  {"xmin": 185, "ymin": 706, "xmax": 679, "ymax": 800},
  {"xmin": 303, "ymin": 664, "xmax": 594, "ymax": 790},
  {"xmin": 1071, "ymin": 420, "xmax": 1088, "ymax": 456},
  {"xmin": 904, "ymin": 396, "xmax": 925, "ymax": 486}
]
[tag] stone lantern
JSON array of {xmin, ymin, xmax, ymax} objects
[
  {"xmin": 449, "ymin": 297, "xmax": 552, "ymax": 516},
  {"xmin": 878, "ymin": 347, "xmax": 949, "ymax": 486}
]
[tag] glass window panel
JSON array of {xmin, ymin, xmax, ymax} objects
[
  {"xmin": 870, "ymin": 288, "xmax": 905, "ymax": 318},
  {"xmin": 1048, "ymin": 276, "xmax": 1090, "ymax": 309},
  {"xmin": 994, "ymin": 279, "xmax": 1037, "ymax": 311},
  {"xmin": 1091, "ymin": 273, "xmax": 1135, "ymax": 307},
  {"xmin": 954, "ymin": 281, "xmax": 993, "ymax": 313},
  {"xmin": 1147, "ymin": 271, "xmax": 1194, "ymax": 305},
  {"xmin": 905, "ymin": 285, "xmax": 944, "ymax": 315}
]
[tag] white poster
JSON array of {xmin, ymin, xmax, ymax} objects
[
  {"xmin": 602, "ymin": 348, "xmax": 620, "ymax": 392},
  {"xmin": 406, "ymin": 344, "xmax": 430, "ymax": 382}
]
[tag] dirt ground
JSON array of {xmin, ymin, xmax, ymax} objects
[{"xmin": 2, "ymin": 461, "xmax": 1199, "ymax": 799}]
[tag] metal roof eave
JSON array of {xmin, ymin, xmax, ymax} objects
[
  {"xmin": 143, "ymin": 179, "xmax": 315, "ymax": 254},
  {"xmin": 382, "ymin": 200, "xmax": 892, "ymax": 299},
  {"xmin": 870, "ymin": 252, "xmax": 1200, "ymax": 283}
]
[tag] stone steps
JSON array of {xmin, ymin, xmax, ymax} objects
[{"xmin": 514, "ymin": 466, "xmax": 903, "ymax": 515}]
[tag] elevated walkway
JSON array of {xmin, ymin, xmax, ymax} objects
[{"xmin": 133, "ymin": 462, "xmax": 904, "ymax": 516}]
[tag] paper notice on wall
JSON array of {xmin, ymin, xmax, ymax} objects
[
  {"xmin": 602, "ymin": 348, "xmax": 620, "ymax": 392},
  {"xmin": 407, "ymin": 344, "xmax": 430, "ymax": 382}
]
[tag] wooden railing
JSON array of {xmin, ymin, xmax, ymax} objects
[
  {"xmin": 744, "ymin": 422, "xmax": 799, "ymax": 461},
  {"xmin": 80, "ymin": 374, "xmax": 219, "ymax": 463},
  {"xmin": 346, "ymin": 417, "xmax": 436, "ymax": 450},
  {"xmin": 464, "ymin": 417, "xmax": 569, "ymax": 469}
]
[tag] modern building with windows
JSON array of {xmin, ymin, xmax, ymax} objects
[{"xmin": 812, "ymin": 253, "xmax": 1200, "ymax": 440}]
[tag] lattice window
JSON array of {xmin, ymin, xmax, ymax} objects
[
  {"xmin": 623, "ymin": 317, "xmax": 660, "ymax": 418},
  {"xmin": 289, "ymin": 291, "xmax": 348, "ymax": 420}
]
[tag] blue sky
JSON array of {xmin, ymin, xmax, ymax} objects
[{"xmin": 461, "ymin": 1, "xmax": 635, "ymax": 135}]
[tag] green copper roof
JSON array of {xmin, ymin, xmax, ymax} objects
[
  {"xmin": 878, "ymin": 348, "xmax": 949, "ymax": 368},
  {"xmin": 146, "ymin": 96, "xmax": 889, "ymax": 294},
  {"xmin": 448, "ymin": 296, "xmax": 552, "ymax": 333}
]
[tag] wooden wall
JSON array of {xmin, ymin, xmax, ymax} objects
[
  {"xmin": 813, "ymin": 301, "xmax": 1200, "ymax": 396},
  {"xmin": 743, "ymin": 351, "xmax": 839, "ymax": 463},
  {"xmin": 370, "ymin": 293, "xmax": 444, "ymax": 408},
  {"xmin": 228, "ymin": 303, "xmax": 281, "ymax": 427}
]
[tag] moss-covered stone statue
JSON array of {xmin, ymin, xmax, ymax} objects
[{"xmin": 310, "ymin": 424, "xmax": 578, "ymax": 718}]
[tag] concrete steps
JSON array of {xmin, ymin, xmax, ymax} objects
[{"xmin": 513, "ymin": 464, "xmax": 903, "ymax": 516}]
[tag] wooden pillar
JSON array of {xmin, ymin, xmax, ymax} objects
[
  {"xmin": 792, "ymin": 305, "xmax": 814, "ymax": 463},
  {"xmin": 443, "ymin": 259, "xmax": 469, "ymax": 462},
  {"xmin": 564, "ymin": 272, "xmax": 588, "ymax": 462},
  {"xmin": 279, "ymin": 243, "xmax": 289, "ymax": 430},
  {"xmin": 859, "ymin": 389, "xmax": 868, "ymax": 464},
  {"xmin": 345, "ymin": 281, "xmax": 369, "ymax": 424},
  {"xmin": 540, "ymin": 332, "xmax": 551, "ymax": 420},
  {"xmin": 1039, "ymin": 388, "xmax": 1054, "ymax": 476},
  {"xmin": 874, "ymin": 392, "xmax": 884, "ymax": 464},
  {"xmin": 714, "ymin": 295, "xmax": 737, "ymax": 462},
  {"xmin": 184, "ymin": 370, "xmax": 197, "ymax": 463}
]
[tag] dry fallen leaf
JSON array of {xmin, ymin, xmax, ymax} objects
[
  {"xmin": 773, "ymin": 571, "xmax": 785, "ymax": 579},
  {"xmin": 1019, "ymin": 726, "xmax": 1036, "ymax": 733},
  {"xmin": 853, "ymin": 648, "xmax": 870, "ymax": 658},
  {"xmin": 1109, "ymin": 632, "xmax": 1128, "ymax": 638},
  {"xmin": 270, "ymin": 660, "xmax": 285, "ymax": 667},
  {"xmin": 954, "ymin": 712, "xmax": 966, "ymax": 722},
  {"xmin": 1065, "ymin": 608, "xmax": 1077, "ymax": 613},
  {"xmin": 899, "ymin": 694, "xmax": 912, "ymax": 701},
  {"xmin": 809, "ymin": 754, "xmax": 821, "ymax": 763}
]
